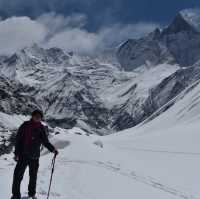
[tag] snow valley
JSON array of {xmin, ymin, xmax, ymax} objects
[{"xmin": 1, "ymin": 8, "xmax": 200, "ymax": 199}]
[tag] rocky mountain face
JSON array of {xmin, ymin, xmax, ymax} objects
[
  {"xmin": 1, "ymin": 9, "xmax": 200, "ymax": 136},
  {"xmin": 117, "ymin": 9, "xmax": 200, "ymax": 70}
]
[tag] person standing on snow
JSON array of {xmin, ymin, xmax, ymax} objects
[{"xmin": 11, "ymin": 110, "xmax": 58, "ymax": 199}]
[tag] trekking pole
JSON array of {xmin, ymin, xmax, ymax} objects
[{"xmin": 47, "ymin": 154, "xmax": 57, "ymax": 199}]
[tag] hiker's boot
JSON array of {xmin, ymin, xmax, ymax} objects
[
  {"xmin": 11, "ymin": 195, "xmax": 21, "ymax": 199},
  {"xmin": 28, "ymin": 196, "xmax": 37, "ymax": 199}
]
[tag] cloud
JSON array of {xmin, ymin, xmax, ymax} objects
[
  {"xmin": 0, "ymin": 16, "xmax": 47, "ymax": 55},
  {"xmin": 45, "ymin": 20, "xmax": 159, "ymax": 54},
  {"xmin": 0, "ymin": 13, "xmax": 159, "ymax": 55},
  {"xmin": 98, "ymin": 22, "xmax": 159, "ymax": 47},
  {"xmin": 37, "ymin": 12, "xmax": 87, "ymax": 36},
  {"xmin": 46, "ymin": 28, "xmax": 100, "ymax": 54}
]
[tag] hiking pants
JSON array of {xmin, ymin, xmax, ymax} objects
[{"xmin": 12, "ymin": 157, "xmax": 39, "ymax": 197}]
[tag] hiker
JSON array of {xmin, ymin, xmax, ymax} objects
[{"xmin": 11, "ymin": 110, "xmax": 58, "ymax": 199}]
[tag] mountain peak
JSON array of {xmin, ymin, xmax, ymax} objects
[
  {"xmin": 163, "ymin": 11, "xmax": 198, "ymax": 34},
  {"xmin": 179, "ymin": 8, "xmax": 200, "ymax": 32}
]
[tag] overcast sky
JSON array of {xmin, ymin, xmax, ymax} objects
[{"xmin": 0, "ymin": 0, "xmax": 199, "ymax": 55}]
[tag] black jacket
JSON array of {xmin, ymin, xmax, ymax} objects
[{"xmin": 14, "ymin": 121, "xmax": 55, "ymax": 159}]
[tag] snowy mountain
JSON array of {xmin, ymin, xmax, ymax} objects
[
  {"xmin": 1, "ymin": 9, "xmax": 200, "ymax": 137},
  {"xmin": 117, "ymin": 8, "xmax": 200, "ymax": 70},
  {"xmin": 2, "ymin": 7, "xmax": 200, "ymax": 199},
  {"xmin": 0, "ymin": 45, "xmax": 180, "ymax": 136},
  {"xmin": 117, "ymin": 30, "xmax": 175, "ymax": 71}
]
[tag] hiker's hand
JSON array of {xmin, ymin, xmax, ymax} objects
[
  {"xmin": 14, "ymin": 155, "xmax": 19, "ymax": 162},
  {"xmin": 54, "ymin": 149, "xmax": 59, "ymax": 156}
]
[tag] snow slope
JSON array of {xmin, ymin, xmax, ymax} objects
[
  {"xmin": 103, "ymin": 77, "xmax": 200, "ymax": 198},
  {"xmin": 1, "ymin": 78, "xmax": 200, "ymax": 199},
  {"xmin": 1, "ymin": 79, "xmax": 200, "ymax": 199}
]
